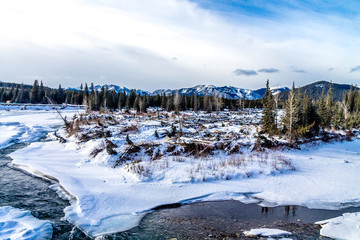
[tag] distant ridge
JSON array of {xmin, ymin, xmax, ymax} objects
[{"xmin": 278, "ymin": 80, "xmax": 358, "ymax": 101}]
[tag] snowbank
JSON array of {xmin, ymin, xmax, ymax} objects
[
  {"xmin": 243, "ymin": 228, "xmax": 291, "ymax": 237},
  {"xmin": 0, "ymin": 206, "xmax": 52, "ymax": 240},
  {"xmin": 316, "ymin": 212, "xmax": 360, "ymax": 240}
]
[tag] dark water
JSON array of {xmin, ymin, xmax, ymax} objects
[
  {"xmin": 1, "ymin": 143, "xmax": 359, "ymax": 240},
  {"xmin": 0, "ymin": 143, "xmax": 90, "ymax": 240},
  {"xmin": 103, "ymin": 200, "xmax": 360, "ymax": 240}
]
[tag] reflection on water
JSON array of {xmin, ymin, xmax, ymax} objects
[{"xmin": 104, "ymin": 200, "xmax": 360, "ymax": 240}]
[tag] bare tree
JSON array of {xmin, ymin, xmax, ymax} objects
[
  {"xmin": 173, "ymin": 91, "xmax": 183, "ymax": 136},
  {"xmin": 215, "ymin": 96, "xmax": 223, "ymax": 114},
  {"xmin": 174, "ymin": 91, "xmax": 181, "ymax": 114}
]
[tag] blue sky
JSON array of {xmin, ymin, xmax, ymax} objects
[
  {"xmin": 0, "ymin": 0, "xmax": 359, "ymax": 90},
  {"xmin": 191, "ymin": 0, "xmax": 360, "ymax": 18}
]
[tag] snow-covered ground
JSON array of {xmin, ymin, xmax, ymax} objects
[
  {"xmin": 3, "ymin": 109, "xmax": 359, "ymax": 238},
  {"xmin": 2, "ymin": 108, "xmax": 360, "ymax": 238},
  {"xmin": 0, "ymin": 206, "xmax": 52, "ymax": 240}
]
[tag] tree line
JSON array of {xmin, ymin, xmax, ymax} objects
[
  {"xmin": 261, "ymin": 79, "xmax": 360, "ymax": 143},
  {"xmin": 0, "ymin": 80, "xmax": 263, "ymax": 110},
  {"xmin": 2, "ymin": 79, "xmax": 360, "ymax": 136}
]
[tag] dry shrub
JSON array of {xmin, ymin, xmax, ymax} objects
[
  {"xmin": 90, "ymin": 147, "xmax": 104, "ymax": 158},
  {"xmin": 276, "ymin": 155, "xmax": 295, "ymax": 170},
  {"xmin": 183, "ymin": 142, "xmax": 214, "ymax": 158},
  {"xmin": 113, "ymin": 145, "xmax": 141, "ymax": 168},
  {"xmin": 105, "ymin": 139, "xmax": 117, "ymax": 155},
  {"xmin": 228, "ymin": 143, "xmax": 242, "ymax": 154},
  {"xmin": 125, "ymin": 160, "xmax": 152, "ymax": 178},
  {"xmin": 120, "ymin": 124, "xmax": 139, "ymax": 134},
  {"xmin": 227, "ymin": 155, "xmax": 245, "ymax": 167},
  {"xmin": 172, "ymin": 156, "xmax": 186, "ymax": 162}
]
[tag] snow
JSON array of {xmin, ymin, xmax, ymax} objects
[
  {"xmin": 3, "ymin": 109, "xmax": 360, "ymax": 237},
  {"xmin": 243, "ymin": 228, "xmax": 291, "ymax": 237},
  {"xmin": 0, "ymin": 106, "xmax": 82, "ymax": 149},
  {"xmin": 316, "ymin": 212, "xmax": 360, "ymax": 240},
  {"xmin": 0, "ymin": 206, "xmax": 52, "ymax": 240},
  {"xmin": 10, "ymin": 135, "xmax": 360, "ymax": 236}
]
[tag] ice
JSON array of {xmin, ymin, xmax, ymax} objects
[
  {"xmin": 0, "ymin": 206, "xmax": 52, "ymax": 240},
  {"xmin": 243, "ymin": 228, "xmax": 291, "ymax": 237},
  {"xmin": 316, "ymin": 212, "xmax": 360, "ymax": 240}
]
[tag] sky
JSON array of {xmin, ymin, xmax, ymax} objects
[{"xmin": 0, "ymin": 0, "xmax": 360, "ymax": 91}]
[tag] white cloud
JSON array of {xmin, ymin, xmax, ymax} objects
[{"xmin": 0, "ymin": 0, "xmax": 359, "ymax": 90}]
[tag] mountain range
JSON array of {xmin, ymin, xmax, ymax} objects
[
  {"xmin": 67, "ymin": 80, "xmax": 357, "ymax": 101},
  {"xmin": 68, "ymin": 84, "xmax": 290, "ymax": 100}
]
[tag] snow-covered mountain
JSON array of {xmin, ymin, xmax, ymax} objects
[
  {"xmin": 253, "ymin": 86, "xmax": 290, "ymax": 98},
  {"xmin": 67, "ymin": 84, "xmax": 150, "ymax": 96},
  {"xmin": 68, "ymin": 84, "xmax": 289, "ymax": 100},
  {"xmin": 153, "ymin": 85, "xmax": 265, "ymax": 100}
]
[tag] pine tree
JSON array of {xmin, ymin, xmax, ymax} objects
[
  {"xmin": 133, "ymin": 94, "xmax": 140, "ymax": 112},
  {"xmin": 15, "ymin": 83, "xmax": 25, "ymax": 103},
  {"xmin": 139, "ymin": 95, "xmax": 147, "ymax": 113},
  {"xmin": 325, "ymin": 82, "xmax": 334, "ymax": 127},
  {"xmin": 30, "ymin": 80, "xmax": 39, "ymax": 103},
  {"xmin": 39, "ymin": 81, "xmax": 45, "ymax": 103},
  {"xmin": 57, "ymin": 84, "xmax": 64, "ymax": 104},
  {"xmin": 83, "ymin": 83, "xmax": 89, "ymax": 106},
  {"xmin": 261, "ymin": 79, "xmax": 277, "ymax": 135}
]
